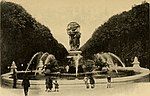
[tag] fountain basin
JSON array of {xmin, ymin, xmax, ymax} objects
[{"xmin": 1, "ymin": 67, "xmax": 149, "ymax": 88}]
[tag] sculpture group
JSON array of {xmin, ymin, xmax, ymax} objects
[{"xmin": 67, "ymin": 22, "xmax": 81, "ymax": 51}]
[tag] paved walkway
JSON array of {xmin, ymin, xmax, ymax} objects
[{"xmin": 1, "ymin": 82, "xmax": 150, "ymax": 96}]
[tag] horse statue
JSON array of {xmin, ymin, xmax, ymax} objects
[
  {"xmin": 25, "ymin": 52, "xmax": 59, "ymax": 75},
  {"xmin": 94, "ymin": 52, "xmax": 125, "ymax": 73}
]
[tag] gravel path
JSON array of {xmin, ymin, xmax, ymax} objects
[{"xmin": 1, "ymin": 82, "xmax": 150, "ymax": 96}]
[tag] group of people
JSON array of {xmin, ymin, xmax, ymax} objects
[
  {"xmin": 21, "ymin": 74, "xmax": 111, "ymax": 96},
  {"xmin": 83, "ymin": 75, "xmax": 112, "ymax": 89},
  {"xmin": 84, "ymin": 76, "xmax": 95, "ymax": 89},
  {"xmin": 21, "ymin": 75, "xmax": 59, "ymax": 96},
  {"xmin": 45, "ymin": 77, "xmax": 59, "ymax": 92}
]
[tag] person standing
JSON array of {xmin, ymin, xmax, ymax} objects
[
  {"xmin": 22, "ymin": 75, "xmax": 30, "ymax": 96},
  {"xmin": 45, "ymin": 77, "xmax": 53, "ymax": 92},
  {"xmin": 89, "ymin": 76, "xmax": 95, "ymax": 88},
  {"xmin": 107, "ymin": 75, "xmax": 112, "ymax": 88},
  {"xmin": 49, "ymin": 77, "xmax": 53, "ymax": 91},
  {"xmin": 45, "ymin": 77, "xmax": 50, "ymax": 92}
]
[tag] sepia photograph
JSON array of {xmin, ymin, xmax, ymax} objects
[{"xmin": 1, "ymin": 0, "xmax": 150, "ymax": 96}]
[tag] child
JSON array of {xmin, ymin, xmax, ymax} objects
[
  {"xmin": 53, "ymin": 80, "xmax": 59, "ymax": 92},
  {"xmin": 84, "ymin": 76, "xmax": 89, "ymax": 88},
  {"xmin": 45, "ymin": 77, "xmax": 49, "ymax": 92},
  {"xmin": 107, "ymin": 75, "xmax": 111, "ymax": 88}
]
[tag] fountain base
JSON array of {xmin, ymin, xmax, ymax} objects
[
  {"xmin": 67, "ymin": 50, "xmax": 82, "ymax": 77},
  {"xmin": 1, "ymin": 67, "xmax": 149, "ymax": 88}
]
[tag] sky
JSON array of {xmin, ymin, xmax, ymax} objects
[{"xmin": 5, "ymin": 0, "xmax": 147, "ymax": 50}]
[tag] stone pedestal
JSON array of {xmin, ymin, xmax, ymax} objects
[
  {"xmin": 132, "ymin": 57, "xmax": 141, "ymax": 72},
  {"xmin": 67, "ymin": 51, "xmax": 82, "ymax": 58},
  {"xmin": 132, "ymin": 57, "xmax": 140, "ymax": 68},
  {"xmin": 10, "ymin": 61, "xmax": 17, "ymax": 72},
  {"xmin": 10, "ymin": 61, "xmax": 17, "ymax": 88}
]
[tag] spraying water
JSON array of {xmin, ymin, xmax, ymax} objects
[
  {"xmin": 34, "ymin": 52, "xmax": 50, "ymax": 75},
  {"xmin": 34, "ymin": 60, "xmax": 44, "ymax": 75},
  {"xmin": 34, "ymin": 53, "xmax": 56, "ymax": 75},
  {"xmin": 108, "ymin": 52, "xmax": 125, "ymax": 67},
  {"xmin": 39, "ymin": 52, "xmax": 49, "ymax": 63},
  {"xmin": 25, "ymin": 52, "xmax": 42, "ymax": 73},
  {"xmin": 73, "ymin": 54, "xmax": 82, "ymax": 77},
  {"xmin": 44, "ymin": 54, "xmax": 56, "ymax": 65}
]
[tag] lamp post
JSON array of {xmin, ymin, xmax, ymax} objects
[{"xmin": 10, "ymin": 61, "xmax": 17, "ymax": 88}]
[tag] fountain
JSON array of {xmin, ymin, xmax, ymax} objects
[
  {"xmin": 34, "ymin": 53, "xmax": 57, "ymax": 75},
  {"xmin": 1, "ymin": 22, "xmax": 150, "ymax": 88},
  {"xmin": 67, "ymin": 22, "xmax": 83, "ymax": 77},
  {"xmin": 33, "ymin": 52, "xmax": 49, "ymax": 75},
  {"xmin": 11, "ymin": 51, "xmax": 57, "ymax": 77}
]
